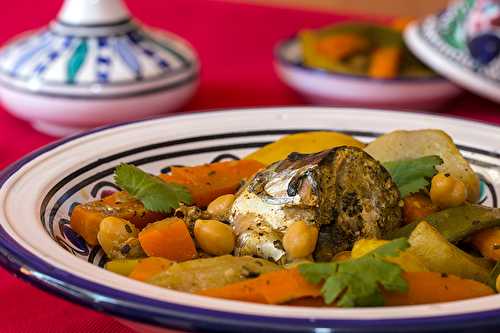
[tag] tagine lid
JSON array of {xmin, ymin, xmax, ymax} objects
[{"xmin": 404, "ymin": 0, "xmax": 500, "ymax": 103}]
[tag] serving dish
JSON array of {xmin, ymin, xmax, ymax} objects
[
  {"xmin": 0, "ymin": 0, "xmax": 199, "ymax": 137},
  {"xmin": 1, "ymin": 107, "xmax": 500, "ymax": 333},
  {"xmin": 274, "ymin": 36, "xmax": 462, "ymax": 111}
]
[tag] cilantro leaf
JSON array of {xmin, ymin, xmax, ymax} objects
[
  {"xmin": 382, "ymin": 155, "xmax": 443, "ymax": 198},
  {"xmin": 299, "ymin": 238, "xmax": 410, "ymax": 307},
  {"xmin": 114, "ymin": 163, "xmax": 192, "ymax": 213}
]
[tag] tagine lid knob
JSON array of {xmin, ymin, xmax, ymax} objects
[{"xmin": 57, "ymin": 0, "xmax": 131, "ymax": 25}]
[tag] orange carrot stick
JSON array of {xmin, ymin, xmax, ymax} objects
[
  {"xmin": 159, "ymin": 160, "xmax": 264, "ymax": 207},
  {"xmin": 403, "ymin": 193, "xmax": 438, "ymax": 225},
  {"xmin": 368, "ymin": 46, "xmax": 401, "ymax": 79},
  {"xmin": 138, "ymin": 217, "xmax": 197, "ymax": 262},
  {"xmin": 197, "ymin": 268, "xmax": 322, "ymax": 304}
]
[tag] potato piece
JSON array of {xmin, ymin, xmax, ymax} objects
[
  {"xmin": 408, "ymin": 221, "xmax": 491, "ymax": 284},
  {"xmin": 148, "ymin": 255, "xmax": 278, "ymax": 292},
  {"xmin": 245, "ymin": 131, "xmax": 365, "ymax": 166},
  {"xmin": 351, "ymin": 239, "xmax": 428, "ymax": 272},
  {"xmin": 365, "ymin": 130, "xmax": 480, "ymax": 202}
]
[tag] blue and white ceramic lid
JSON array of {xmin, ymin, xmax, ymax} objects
[
  {"xmin": 405, "ymin": 0, "xmax": 500, "ymax": 103},
  {"xmin": 0, "ymin": 0, "xmax": 199, "ymax": 98}
]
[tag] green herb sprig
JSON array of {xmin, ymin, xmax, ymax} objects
[
  {"xmin": 114, "ymin": 163, "xmax": 192, "ymax": 213},
  {"xmin": 383, "ymin": 155, "xmax": 443, "ymax": 198},
  {"xmin": 299, "ymin": 238, "xmax": 410, "ymax": 307}
]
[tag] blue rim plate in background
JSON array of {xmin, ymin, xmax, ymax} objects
[{"xmin": 1, "ymin": 107, "xmax": 500, "ymax": 333}]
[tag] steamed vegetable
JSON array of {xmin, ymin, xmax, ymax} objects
[
  {"xmin": 388, "ymin": 204, "xmax": 500, "ymax": 242},
  {"xmin": 383, "ymin": 272, "xmax": 494, "ymax": 305},
  {"xmin": 286, "ymin": 272, "xmax": 494, "ymax": 306},
  {"xmin": 150, "ymin": 255, "xmax": 279, "ymax": 292},
  {"xmin": 105, "ymin": 259, "xmax": 141, "ymax": 276},
  {"xmin": 368, "ymin": 46, "xmax": 401, "ymax": 79},
  {"xmin": 160, "ymin": 160, "xmax": 264, "ymax": 207},
  {"xmin": 198, "ymin": 268, "xmax": 321, "ymax": 304},
  {"xmin": 402, "ymin": 193, "xmax": 438, "ymax": 224},
  {"xmin": 244, "ymin": 131, "xmax": 365, "ymax": 165},
  {"xmin": 407, "ymin": 221, "xmax": 491, "ymax": 284},
  {"xmin": 129, "ymin": 257, "xmax": 173, "ymax": 282},
  {"xmin": 138, "ymin": 217, "xmax": 197, "ymax": 262},
  {"xmin": 365, "ymin": 129, "xmax": 480, "ymax": 202},
  {"xmin": 70, "ymin": 191, "xmax": 165, "ymax": 245},
  {"xmin": 351, "ymin": 239, "xmax": 428, "ymax": 272},
  {"xmin": 471, "ymin": 227, "xmax": 500, "ymax": 261}
]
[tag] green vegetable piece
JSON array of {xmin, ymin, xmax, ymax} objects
[
  {"xmin": 387, "ymin": 204, "xmax": 500, "ymax": 242},
  {"xmin": 489, "ymin": 262, "xmax": 500, "ymax": 291},
  {"xmin": 114, "ymin": 164, "xmax": 192, "ymax": 214},
  {"xmin": 105, "ymin": 258, "xmax": 141, "ymax": 276},
  {"xmin": 382, "ymin": 155, "xmax": 443, "ymax": 198},
  {"xmin": 299, "ymin": 238, "xmax": 409, "ymax": 307}
]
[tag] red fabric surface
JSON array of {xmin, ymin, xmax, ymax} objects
[{"xmin": 0, "ymin": 0, "xmax": 499, "ymax": 332}]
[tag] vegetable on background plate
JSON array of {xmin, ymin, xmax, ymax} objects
[{"xmin": 160, "ymin": 160, "xmax": 264, "ymax": 207}]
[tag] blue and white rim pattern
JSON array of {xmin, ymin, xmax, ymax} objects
[
  {"xmin": 1, "ymin": 111, "xmax": 500, "ymax": 333},
  {"xmin": 0, "ymin": 18, "xmax": 198, "ymax": 98}
]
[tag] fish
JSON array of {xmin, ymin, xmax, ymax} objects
[{"xmin": 230, "ymin": 146, "xmax": 402, "ymax": 264}]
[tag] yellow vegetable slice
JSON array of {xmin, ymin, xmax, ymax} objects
[
  {"xmin": 245, "ymin": 131, "xmax": 365, "ymax": 165},
  {"xmin": 351, "ymin": 239, "xmax": 428, "ymax": 272},
  {"xmin": 408, "ymin": 221, "xmax": 491, "ymax": 284},
  {"xmin": 365, "ymin": 129, "xmax": 480, "ymax": 202}
]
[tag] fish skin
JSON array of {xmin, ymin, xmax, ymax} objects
[{"xmin": 230, "ymin": 146, "xmax": 402, "ymax": 263}]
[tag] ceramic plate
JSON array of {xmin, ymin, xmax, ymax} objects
[
  {"xmin": 274, "ymin": 38, "xmax": 462, "ymax": 111},
  {"xmin": 1, "ymin": 107, "xmax": 500, "ymax": 333}
]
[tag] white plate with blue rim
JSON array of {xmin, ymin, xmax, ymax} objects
[
  {"xmin": 274, "ymin": 29, "xmax": 463, "ymax": 111},
  {"xmin": 0, "ymin": 107, "xmax": 499, "ymax": 333}
]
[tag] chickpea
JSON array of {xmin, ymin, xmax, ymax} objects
[
  {"xmin": 430, "ymin": 172, "xmax": 468, "ymax": 209},
  {"xmin": 194, "ymin": 219, "xmax": 235, "ymax": 256},
  {"xmin": 97, "ymin": 216, "xmax": 142, "ymax": 259},
  {"xmin": 207, "ymin": 194, "xmax": 235, "ymax": 220},
  {"xmin": 282, "ymin": 221, "xmax": 319, "ymax": 259},
  {"xmin": 496, "ymin": 274, "xmax": 500, "ymax": 293}
]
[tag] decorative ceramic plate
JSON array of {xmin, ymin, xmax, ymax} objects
[{"xmin": 1, "ymin": 107, "xmax": 499, "ymax": 333}]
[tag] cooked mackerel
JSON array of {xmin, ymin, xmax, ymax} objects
[{"xmin": 230, "ymin": 146, "xmax": 402, "ymax": 263}]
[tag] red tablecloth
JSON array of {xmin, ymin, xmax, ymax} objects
[{"xmin": 0, "ymin": 0, "xmax": 499, "ymax": 332}]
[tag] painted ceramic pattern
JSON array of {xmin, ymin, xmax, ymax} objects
[
  {"xmin": 0, "ymin": 25, "xmax": 192, "ymax": 86},
  {"xmin": 422, "ymin": 0, "xmax": 500, "ymax": 81}
]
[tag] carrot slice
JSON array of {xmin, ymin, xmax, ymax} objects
[
  {"xmin": 129, "ymin": 257, "xmax": 173, "ymax": 282},
  {"xmin": 197, "ymin": 268, "xmax": 321, "ymax": 304},
  {"xmin": 402, "ymin": 193, "xmax": 438, "ymax": 225},
  {"xmin": 70, "ymin": 191, "xmax": 165, "ymax": 245},
  {"xmin": 159, "ymin": 160, "xmax": 264, "ymax": 207},
  {"xmin": 138, "ymin": 217, "xmax": 197, "ymax": 262},
  {"xmin": 471, "ymin": 227, "xmax": 500, "ymax": 261},
  {"xmin": 383, "ymin": 272, "xmax": 495, "ymax": 306},
  {"xmin": 199, "ymin": 270, "xmax": 493, "ymax": 306},
  {"xmin": 368, "ymin": 47, "xmax": 401, "ymax": 79}
]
